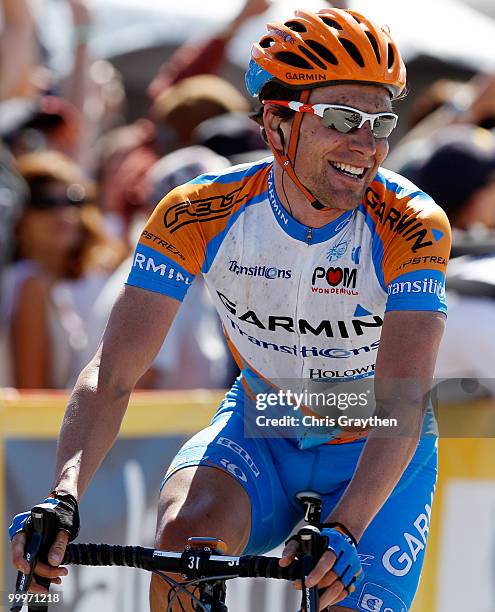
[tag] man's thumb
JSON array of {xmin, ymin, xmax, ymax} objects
[{"xmin": 48, "ymin": 530, "xmax": 69, "ymax": 566}]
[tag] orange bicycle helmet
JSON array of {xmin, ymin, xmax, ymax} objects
[{"xmin": 246, "ymin": 8, "xmax": 406, "ymax": 98}]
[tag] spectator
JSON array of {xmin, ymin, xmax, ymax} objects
[
  {"xmin": 406, "ymin": 79, "xmax": 477, "ymax": 131},
  {"xmin": 0, "ymin": 150, "xmax": 125, "ymax": 389},
  {"xmin": 414, "ymin": 126, "xmax": 495, "ymax": 233},
  {"xmin": 0, "ymin": 0, "xmax": 39, "ymax": 101},
  {"xmin": 55, "ymin": 2, "xmax": 126, "ymax": 169},
  {"xmin": 147, "ymin": 0, "xmax": 272, "ymax": 100},
  {"xmin": 0, "ymin": 142, "xmax": 27, "ymax": 305},
  {"xmin": 415, "ymin": 127, "xmax": 495, "ymax": 397},
  {"xmin": 0, "ymin": 143, "xmax": 26, "ymax": 391},
  {"xmin": 3, "ymin": 0, "xmax": 129, "ymax": 177},
  {"xmin": 386, "ymin": 72, "xmax": 495, "ymax": 175},
  {"xmin": 193, "ymin": 112, "xmax": 269, "ymax": 164},
  {"xmin": 93, "ymin": 118, "xmax": 155, "ymax": 241},
  {"xmin": 79, "ymin": 146, "xmax": 235, "ymax": 389},
  {"xmin": 145, "ymin": 145, "xmax": 231, "ymax": 206},
  {"xmin": 150, "ymin": 75, "xmax": 250, "ymax": 155},
  {"xmin": 94, "ymin": 0, "xmax": 272, "ymax": 242},
  {"xmin": 98, "ymin": 75, "xmax": 250, "ymax": 242},
  {"xmin": 3, "ymin": 95, "xmax": 82, "ymax": 159}
]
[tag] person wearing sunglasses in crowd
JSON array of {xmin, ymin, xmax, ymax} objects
[
  {"xmin": 10, "ymin": 8, "xmax": 451, "ymax": 611},
  {"xmin": 0, "ymin": 150, "xmax": 124, "ymax": 389}
]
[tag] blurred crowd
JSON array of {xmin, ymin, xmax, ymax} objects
[{"xmin": 0, "ymin": 0, "xmax": 494, "ymax": 396}]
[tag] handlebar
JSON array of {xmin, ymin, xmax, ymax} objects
[
  {"xmin": 62, "ymin": 542, "xmax": 302, "ymax": 581},
  {"xmin": 12, "ymin": 490, "xmax": 326, "ymax": 611}
]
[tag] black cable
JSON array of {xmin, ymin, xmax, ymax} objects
[
  {"xmin": 282, "ymin": 171, "xmax": 294, "ymax": 218},
  {"xmin": 151, "ymin": 570, "xmax": 193, "ymax": 612},
  {"xmin": 153, "ymin": 570, "xmax": 234, "ymax": 612},
  {"xmin": 152, "ymin": 572, "xmax": 182, "ymax": 609},
  {"xmin": 279, "ymin": 125, "xmax": 295, "ymax": 218},
  {"xmin": 160, "ymin": 572, "xmax": 236, "ymax": 612},
  {"xmin": 167, "ymin": 582, "xmax": 204, "ymax": 612}
]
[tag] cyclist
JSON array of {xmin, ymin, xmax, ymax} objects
[{"xmin": 10, "ymin": 8, "xmax": 451, "ymax": 611}]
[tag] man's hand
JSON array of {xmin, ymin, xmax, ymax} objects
[
  {"xmin": 280, "ymin": 527, "xmax": 363, "ymax": 609},
  {"xmin": 11, "ymin": 530, "xmax": 69, "ymax": 594},
  {"xmin": 9, "ymin": 494, "xmax": 79, "ymax": 593},
  {"xmin": 236, "ymin": 0, "xmax": 272, "ymax": 25},
  {"xmin": 465, "ymin": 73, "xmax": 495, "ymax": 125}
]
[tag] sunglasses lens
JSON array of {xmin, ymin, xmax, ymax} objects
[
  {"xmin": 322, "ymin": 108, "xmax": 360, "ymax": 133},
  {"xmin": 28, "ymin": 183, "xmax": 87, "ymax": 209},
  {"xmin": 372, "ymin": 115, "xmax": 397, "ymax": 138},
  {"xmin": 322, "ymin": 107, "xmax": 397, "ymax": 138}
]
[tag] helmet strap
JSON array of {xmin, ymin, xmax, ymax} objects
[{"xmin": 266, "ymin": 89, "xmax": 325, "ymax": 211}]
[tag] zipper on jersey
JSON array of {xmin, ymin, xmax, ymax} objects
[{"xmin": 306, "ymin": 227, "xmax": 313, "ymax": 244}]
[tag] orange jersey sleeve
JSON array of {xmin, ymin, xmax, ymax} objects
[
  {"xmin": 363, "ymin": 174, "xmax": 452, "ymax": 313},
  {"xmin": 126, "ymin": 162, "xmax": 271, "ymax": 300}
]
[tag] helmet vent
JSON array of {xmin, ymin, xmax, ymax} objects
[
  {"xmin": 339, "ymin": 38, "xmax": 365, "ymax": 68},
  {"xmin": 351, "ymin": 15, "xmax": 362, "ymax": 24},
  {"xmin": 306, "ymin": 40, "xmax": 338, "ymax": 66},
  {"xmin": 284, "ymin": 20, "xmax": 307, "ymax": 32},
  {"xmin": 260, "ymin": 37, "xmax": 275, "ymax": 48},
  {"xmin": 387, "ymin": 43, "xmax": 395, "ymax": 69},
  {"xmin": 319, "ymin": 16, "xmax": 343, "ymax": 30},
  {"xmin": 275, "ymin": 51, "xmax": 313, "ymax": 70},
  {"xmin": 365, "ymin": 31, "xmax": 381, "ymax": 63},
  {"xmin": 298, "ymin": 45, "xmax": 326, "ymax": 70}
]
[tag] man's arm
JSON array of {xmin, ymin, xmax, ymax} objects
[
  {"xmin": 296, "ymin": 311, "xmax": 445, "ymax": 608},
  {"xmin": 147, "ymin": 0, "xmax": 271, "ymax": 100},
  {"xmin": 11, "ymin": 284, "xmax": 181, "ymax": 582},
  {"xmin": 324, "ymin": 310, "xmax": 445, "ymax": 539},
  {"xmin": 0, "ymin": 0, "xmax": 38, "ymax": 100},
  {"xmin": 52, "ymin": 284, "xmax": 180, "ymax": 498}
]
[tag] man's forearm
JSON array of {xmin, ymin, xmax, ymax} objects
[
  {"xmin": 326, "ymin": 429, "xmax": 421, "ymax": 541},
  {"xmin": 50, "ymin": 364, "xmax": 131, "ymax": 500},
  {"xmin": 0, "ymin": 0, "xmax": 38, "ymax": 100},
  {"xmin": 325, "ymin": 402, "xmax": 426, "ymax": 541}
]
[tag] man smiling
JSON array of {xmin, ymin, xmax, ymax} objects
[{"xmin": 10, "ymin": 8, "xmax": 451, "ymax": 612}]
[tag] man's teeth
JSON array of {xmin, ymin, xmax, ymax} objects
[{"xmin": 330, "ymin": 162, "xmax": 365, "ymax": 177}]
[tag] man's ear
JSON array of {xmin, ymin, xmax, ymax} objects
[{"xmin": 263, "ymin": 105, "xmax": 287, "ymax": 154}]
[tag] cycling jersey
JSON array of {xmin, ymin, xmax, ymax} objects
[{"xmin": 127, "ymin": 157, "xmax": 451, "ymax": 447}]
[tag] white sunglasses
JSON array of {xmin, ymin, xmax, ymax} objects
[{"xmin": 264, "ymin": 100, "xmax": 398, "ymax": 138}]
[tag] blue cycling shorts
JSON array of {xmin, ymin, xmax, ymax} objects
[{"xmin": 161, "ymin": 378, "xmax": 437, "ymax": 611}]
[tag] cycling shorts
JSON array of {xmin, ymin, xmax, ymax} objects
[{"xmin": 161, "ymin": 378, "xmax": 437, "ymax": 611}]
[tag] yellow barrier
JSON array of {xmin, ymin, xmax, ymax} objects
[
  {"xmin": 0, "ymin": 389, "xmax": 223, "ymax": 597},
  {"xmin": 1, "ymin": 390, "xmax": 495, "ymax": 611},
  {"xmin": 412, "ymin": 437, "xmax": 495, "ymax": 612}
]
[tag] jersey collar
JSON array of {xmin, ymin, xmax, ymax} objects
[{"xmin": 267, "ymin": 168, "xmax": 354, "ymax": 244}]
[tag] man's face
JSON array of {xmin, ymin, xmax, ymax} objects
[{"xmin": 290, "ymin": 84, "xmax": 393, "ymax": 211}]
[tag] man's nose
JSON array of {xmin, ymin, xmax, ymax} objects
[{"xmin": 348, "ymin": 121, "xmax": 378, "ymax": 155}]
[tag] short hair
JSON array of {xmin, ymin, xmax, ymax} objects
[{"xmin": 250, "ymin": 82, "xmax": 302, "ymax": 143}]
